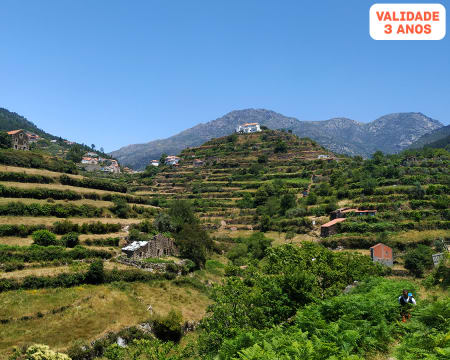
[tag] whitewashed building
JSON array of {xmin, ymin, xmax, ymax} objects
[{"xmin": 236, "ymin": 122, "xmax": 261, "ymax": 133}]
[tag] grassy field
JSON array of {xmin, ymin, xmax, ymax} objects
[
  {"xmin": 0, "ymin": 165, "xmax": 84, "ymax": 179},
  {"xmin": 0, "ymin": 181, "xmax": 124, "ymax": 195},
  {"xmin": 0, "ymin": 197, "xmax": 114, "ymax": 208},
  {"xmin": 0, "ymin": 282, "xmax": 211, "ymax": 358}
]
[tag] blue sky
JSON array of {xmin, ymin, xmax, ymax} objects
[{"xmin": 1, "ymin": 0, "xmax": 449, "ymax": 151}]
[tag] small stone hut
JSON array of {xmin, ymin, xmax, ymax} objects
[{"xmin": 121, "ymin": 234, "xmax": 179, "ymax": 259}]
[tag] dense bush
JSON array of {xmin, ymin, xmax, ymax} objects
[
  {"xmin": 0, "ymin": 149, "xmax": 77, "ymax": 173},
  {"xmin": 86, "ymin": 260, "xmax": 105, "ymax": 284},
  {"xmin": 404, "ymin": 245, "xmax": 434, "ymax": 277},
  {"xmin": 152, "ymin": 309, "xmax": 183, "ymax": 342},
  {"xmin": 52, "ymin": 220, "xmax": 122, "ymax": 235},
  {"xmin": 60, "ymin": 174, "xmax": 127, "ymax": 193},
  {"xmin": 32, "ymin": 230, "xmax": 58, "ymax": 246},
  {"xmin": 0, "ymin": 244, "xmax": 111, "ymax": 264},
  {"xmin": 0, "ymin": 184, "xmax": 81, "ymax": 200},
  {"xmin": 0, "ymin": 171, "xmax": 54, "ymax": 183},
  {"xmin": 0, "ymin": 201, "xmax": 102, "ymax": 218},
  {"xmin": 61, "ymin": 232, "xmax": 79, "ymax": 248}
]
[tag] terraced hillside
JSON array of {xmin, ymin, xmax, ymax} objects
[
  {"xmin": 0, "ymin": 149, "xmax": 222, "ymax": 357},
  {"xmin": 138, "ymin": 131, "xmax": 449, "ymax": 273},
  {"xmin": 141, "ymin": 130, "xmax": 335, "ymax": 231},
  {"xmin": 0, "ymin": 132, "xmax": 448, "ymax": 359}
]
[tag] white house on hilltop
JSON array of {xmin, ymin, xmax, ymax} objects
[{"xmin": 236, "ymin": 122, "xmax": 261, "ymax": 133}]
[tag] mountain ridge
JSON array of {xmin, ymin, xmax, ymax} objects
[{"xmin": 110, "ymin": 109, "xmax": 443, "ymax": 169}]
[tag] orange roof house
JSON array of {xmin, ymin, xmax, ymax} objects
[
  {"xmin": 320, "ymin": 218, "xmax": 346, "ymax": 237},
  {"xmin": 370, "ymin": 243, "xmax": 393, "ymax": 267}
]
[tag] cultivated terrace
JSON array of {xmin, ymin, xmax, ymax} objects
[{"xmin": 0, "ymin": 129, "xmax": 448, "ymax": 360}]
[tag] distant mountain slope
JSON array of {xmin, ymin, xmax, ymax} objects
[
  {"xmin": 0, "ymin": 108, "xmax": 56, "ymax": 139},
  {"xmin": 409, "ymin": 125, "xmax": 450, "ymax": 149},
  {"xmin": 111, "ymin": 109, "xmax": 443, "ymax": 169}
]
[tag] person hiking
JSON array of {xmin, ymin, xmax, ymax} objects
[{"xmin": 398, "ymin": 289, "xmax": 416, "ymax": 322}]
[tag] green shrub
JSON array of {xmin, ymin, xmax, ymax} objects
[
  {"xmin": 32, "ymin": 230, "xmax": 59, "ymax": 246},
  {"xmin": 86, "ymin": 260, "xmax": 105, "ymax": 284},
  {"xmin": 404, "ymin": 245, "xmax": 434, "ymax": 277},
  {"xmin": 152, "ymin": 309, "xmax": 183, "ymax": 342},
  {"xmin": 61, "ymin": 232, "xmax": 79, "ymax": 248}
]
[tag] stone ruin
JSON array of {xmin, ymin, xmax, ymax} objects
[{"xmin": 121, "ymin": 233, "xmax": 179, "ymax": 259}]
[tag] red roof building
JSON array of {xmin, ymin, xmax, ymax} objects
[
  {"xmin": 320, "ymin": 218, "xmax": 346, "ymax": 237},
  {"xmin": 370, "ymin": 243, "xmax": 393, "ymax": 267}
]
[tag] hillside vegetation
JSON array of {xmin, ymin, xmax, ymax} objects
[{"xmin": 0, "ymin": 128, "xmax": 448, "ymax": 359}]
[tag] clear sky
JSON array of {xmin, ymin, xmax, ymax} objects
[{"xmin": 1, "ymin": 0, "xmax": 449, "ymax": 151}]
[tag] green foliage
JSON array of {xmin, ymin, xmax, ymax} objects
[
  {"xmin": 175, "ymin": 223, "xmax": 211, "ymax": 268},
  {"xmin": 0, "ymin": 171, "xmax": 53, "ymax": 183},
  {"xmin": 404, "ymin": 245, "xmax": 434, "ymax": 277},
  {"xmin": 32, "ymin": 230, "xmax": 58, "ymax": 246},
  {"xmin": 200, "ymin": 243, "xmax": 388, "ymax": 355},
  {"xmin": 227, "ymin": 233, "xmax": 272, "ymax": 265},
  {"xmin": 0, "ymin": 149, "xmax": 77, "ymax": 174},
  {"xmin": 152, "ymin": 309, "xmax": 183, "ymax": 343},
  {"xmin": 86, "ymin": 260, "xmax": 105, "ymax": 284},
  {"xmin": 60, "ymin": 174, "xmax": 127, "ymax": 193},
  {"xmin": 274, "ymin": 140, "xmax": 287, "ymax": 153},
  {"xmin": 110, "ymin": 197, "xmax": 131, "ymax": 218},
  {"xmin": 213, "ymin": 278, "xmax": 417, "ymax": 360},
  {"xmin": 0, "ymin": 131, "xmax": 11, "ymax": 149},
  {"xmin": 66, "ymin": 144, "xmax": 85, "ymax": 163},
  {"xmin": 61, "ymin": 232, "xmax": 79, "ymax": 248},
  {"xmin": 10, "ymin": 344, "xmax": 70, "ymax": 360},
  {"xmin": 395, "ymin": 298, "xmax": 450, "ymax": 360}
]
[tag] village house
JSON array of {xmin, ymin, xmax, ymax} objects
[
  {"xmin": 102, "ymin": 159, "xmax": 120, "ymax": 173},
  {"xmin": 370, "ymin": 243, "xmax": 393, "ymax": 267},
  {"xmin": 317, "ymin": 154, "xmax": 330, "ymax": 159},
  {"xmin": 81, "ymin": 157, "xmax": 98, "ymax": 165},
  {"xmin": 165, "ymin": 155, "xmax": 180, "ymax": 166},
  {"xmin": 7, "ymin": 129, "xmax": 29, "ymax": 150},
  {"xmin": 26, "ymin": 132, "xmax": 40, "ymax": 143},
  {"xmin": 320, "ymin": 218, "xmax": 346, "ymax": 237},
  {"xmin": 236, "ymin": 122, "xmax": 261, "ymax": 133},
  {"xmin": 330, "ymin": 208, "xmax": 377, "ymax": 220},
  {"xmin": 193, "ymin": 159, "xmax": 204, "ymax": 167},
  {"xmin": 121, "ymin": 234, "xmax": 179, "ymax": 259},
  {"xmin": 151, "ymin": 160, "xmax": 159, "ymax": 167}
]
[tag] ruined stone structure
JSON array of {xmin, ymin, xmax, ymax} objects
[
  {"xmin": 7, "ymin": 129, "xmax": 29, "ymax": 150},
  {"xmin": 121, "ymin": 234, "xmax": 178, "ymax": 259}
]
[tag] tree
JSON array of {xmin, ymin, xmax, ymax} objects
[
  {"xmin": 100, "ymin": 147, "xmax": 104, "ymax": 153},
  {"xmin": 404, "ymin": 245, "xmax": 434, "ymax": 277},
  {"xmin": 66, "ymin": 145, "xmax": 85, "ymax": 163},
  {"xmin": 160, "ymin": 153, "xmax": 168, "ymax": 165},
  {"xmin": 91, "ymin": 144, "xmax": 96, "ymax": 150},
  {"xmin": 259, "ymin": 215, "xmax": 272, "ymax": 232},
  {"xmin": 175, "ymin": 223, "xmax": 211, "ymax": 268},
  {"xmin": 32, "ymin": 230, "xmax": 59, "ymax": 246},
  {"xmin": 274, "ymin": 140, "xmax": 287, "ymax": 153},
  {"xmin": 168, "ymin": 200, "xmax": 197, "ymax": 232},
  {"xmin": 61, "ymin": 232, "xmax": 79, "ymax": 248},
  {"xmin": 86, "ymin": 260, "xmax": 105, "ymax": 284},
  {"xmin": 280, "ymin": 194, "xmax": 296, "ymax": 215},
  {"xmin": 257, "ymin": 154, "xmax": 268, "ymax": 164},
  {"xmin": 0, "ymin": 131, "xmax": 11, "ymax": 149}
]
